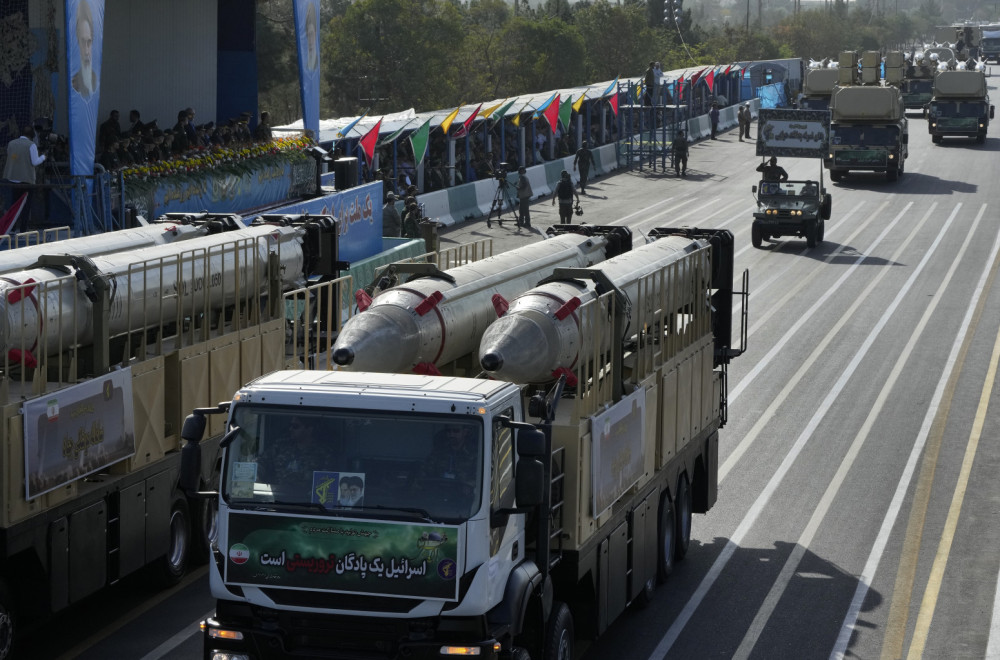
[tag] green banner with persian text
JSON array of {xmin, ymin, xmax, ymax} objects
[{"xmin": 225, "ymin": 512, "xmax": 462, "ymax": 601}]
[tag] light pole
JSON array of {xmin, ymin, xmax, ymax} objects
[{"xmin": 746, "ymin": 0, "xmax": 750, "ymax": 33}]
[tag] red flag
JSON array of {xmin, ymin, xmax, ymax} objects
[
  {"xmin": 705, "ymin": 69, "xmax": 715, "ymax": 92},
  {"xmin": 723, "ymin": 64, "xmax": 732, "ymax": 76},
  {"xmin": 0, "ymin": 193, "xmax": 28, "ymax": 235},
  {"xmin": 543, "ymin": 94, "xmax": 561, "ymax": 132},
  {"xmin": 453, "ymin": 103, "xmax": 482, "ymax": 139},
  {"xmin": 678, "ymin": 75, "xmax": 684, "ymax": 101},
  {"xmin": 609, "ymin": 92, "xmax": 619, "ymax": 116},
  {"xmin": 359, "ymin": 119, "xmax": 382, "ymax": 164},
  {"xmin": 691, "ymin": 67, "xmax": 708, "ymax": 87}
]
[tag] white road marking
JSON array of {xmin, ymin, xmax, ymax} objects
[{"xmin": 139, "ymin": 609, "xmax": 215, "ymax": 660}]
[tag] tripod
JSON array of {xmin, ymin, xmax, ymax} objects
[{"xmin": 486, "ymin": 177, "xmax": 517, "ymax": 228}]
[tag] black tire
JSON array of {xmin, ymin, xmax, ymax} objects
[
  {"xmin": 821, "ymin": 193, "xmax": 832, "ymax": 220},
  {"xmin": 190, "ymin": 468, "xmax": 220, "ymax": 565},
  {"xmin": 0, "ymin": 580, "xmax": 14, "ymax": 660},
  {"xmin": 674, "ymin": 474, "xmax": 693, "ymax": 561},
  {"xmin": 829, "ymin": 169, "xmax": 843, "ymax": 182},
  {"xmin": 657, "ymin": 491, "xmax": 676, "ymax": 582},
  {"xmin": 157, "ymin": 494, "xmax": 191, "ymax": 587},
  {"xmin": 512, "ymin": 648, "xmax": 531, "ymax": 660},
  {"xmin": 818, "ymin": 219, "xmax": 825, "ymax": 244},
  {"xmin": 751, "ymin": 224, "xmax": 762, "ymax": 249},
  {"xmin": 806, "ymin": 223, "xmax": 817, "ymax": 248},
  {"xmin": 886, "ymin": 164, "xmax": 898, "ymax": 182},
  {"xmin": 976, "ymin": 131, "xmax": 986, "ymax": 144},
  {"xmin": 932, "ymin": 134, "xmax": 942, "ymax": 144},
  {"xmin": 543, "ymin": 602, "xmax": 574, "ymax": 660}
]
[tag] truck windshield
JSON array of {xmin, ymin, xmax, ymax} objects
[
  {"xmin": 903, "ymin": 79, "xmax": 932, "ymax": 93},
  {"xmin": 800, "ymin": 97, "xmax": 830, "ymax": 111},
  {"xmin": 222, "ymin": 406, "xmax": 484, "ymax": 522},
  {"xmin": 831, "ymin": 124, "xmax": 899, "ymax": 146},
  {"xmin": 931, "ymin": 101, "xmax": 985, "ymax": 117}
]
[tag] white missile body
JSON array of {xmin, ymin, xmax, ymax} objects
[
  {"xmin": 0, "ymin": 222, "xmax": 228, "ymax": 275},
  {"xmin": 479, "ymin": 234, "xmax": 711, "ymax": 384},
  {"xmin": 1, "ymin": 224, "xmax": 305, "ymax": 361},
  {"xmin": 331, "ymin": 233, "xmax": 615, "ymax": 373}
]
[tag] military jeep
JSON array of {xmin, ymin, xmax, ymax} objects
[{"xmin": 751, "ymin": 179, "xmax": 832, "ymax": 249}]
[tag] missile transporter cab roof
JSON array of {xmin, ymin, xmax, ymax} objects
[{"xmin": 752, "ymin": 180, "xmax": 832, "ymax": 249}]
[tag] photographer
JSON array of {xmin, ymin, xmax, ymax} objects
[{"xmin": 516, "ymin": 166, "xmax": 532, "ymax": 228}]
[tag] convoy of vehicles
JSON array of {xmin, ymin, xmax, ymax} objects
[
  {"xmin": 799, "ymin": 67, "xmax": 839, "ymax": 111},
  {"xmin": 0, "ymin": 214, "xmax": 343, "ymax": 660},
  {"xmin": 192, "ymin": 226, "xmax": 748, "ymax": 660}
]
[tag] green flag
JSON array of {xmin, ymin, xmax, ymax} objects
[
  {"xmin": 489, "ymin": 98, "xmax": 518, "ymax": 122},
  {"xmin": 559, "ymin": 95, "xmax": 574, "ymax": 131},
  {"xmin": 377, "ymin": 119, "xmax": 414, "ymax": 148},
  {"xmin": 409, "ymin": 119, "xmax": 431, "ymax": 166}
]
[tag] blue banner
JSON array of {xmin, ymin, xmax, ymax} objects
[
  {"xmin": 66, "ymin": 0, "xmax": 103, "ymax": 178},
  {"xmin": 260, "ymin": 181, "xmax": 384, "ymax": 263},
  {"xmin": 293, "ymin": 0, "xmax": 321, "ymax": 140}
]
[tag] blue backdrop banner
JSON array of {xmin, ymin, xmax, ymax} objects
[{"xmin": 293, "ymin": 0, "xmax": 321, "ymax": 140}]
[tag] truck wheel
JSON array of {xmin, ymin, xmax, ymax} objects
[
  {"xmin": 674, "ymin": 474, "xmax": 692, "ymax": 561},
  {"xmin": 657, "ymin": 492, "xmax": 676, "ymax": 582},
  {"xmin": 977, "ymin": 131, "xmax": 986, "ymax": 144},
  {"xmin": 511, "ymin": 647, "xmax": 531, "ymax": 660},
  {"xmin": 751, "ymin": 225, "xmax": 762, "ymax": 249},
  {"xmin": 806, "ymin": 224, "xmax": 817, "ymax": 248},
  {"xmin": 818, "ymin": 219, "xmax": 825, "ymax": 244},
  {"xmin": 157, "ymin": 494, "xmax": 191, "ymax": 587},
  {"xmin": 886, "ymin": 165, "xmax": 898, "ymax": 182},
  {"xmin": 543, "ymin": 602, "xmax": 573, "ymax": 660},
  {"xmin": 821, "ymin": 193, "xmax": 832, "ymax": 220},
  {"xmin": 829, "ymin": 169, "xmax": 843, "ymax": 182},
  {"xmin": 932, "ymin": 134, "xmax": 942, "ymax": 144},
  {"xmin": 0, "ymin": 580, "xmax": 13, "ymax": 660}
]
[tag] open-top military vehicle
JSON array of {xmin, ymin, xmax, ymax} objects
[{"xmin": 751, "ymin": 179, "xmax": 832, "ymax": 249}]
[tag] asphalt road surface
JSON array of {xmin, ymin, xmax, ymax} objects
[{"xmin": 16, "ymin": 74, "xmax": 1000, "ymax": 660}]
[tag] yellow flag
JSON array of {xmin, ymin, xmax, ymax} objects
[
  {"xmin": 439, "ymin": 105, "xmax": 462, "ymax": 134},
  {"xmin": 572, "ymin": 93, "xmax": 587, "ymax": 113},
  {"xmin": 480, "ymin": 101, "xmax": 504, "ymax": 118},
  {"xmin": 512, "ymin": 113, "xmax": 521, "ymax": 127}
]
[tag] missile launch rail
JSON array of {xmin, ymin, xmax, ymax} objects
[
  {"xmin": 0, "ymin": 214, "xmax": 346, "ymax": 659},
  {"xmin": 191, "ymin": 226, "xmax": 749, "ymax": 660}
]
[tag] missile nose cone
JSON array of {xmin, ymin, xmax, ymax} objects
[
  {"xmin": 480, "ymin": 352, "xmax": 503, "ymax": 372},
  {"xmin": 479, "ymin": 313, "xmax": 558, "ymax": 383},
  {"xmin": 333, "ymin": 347, "xmax": 355, "ymax": 366}
]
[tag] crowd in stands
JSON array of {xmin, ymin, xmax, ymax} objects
[{"xmin": 94, "ymin": 107, "xmax": 276, "ymax": 173}]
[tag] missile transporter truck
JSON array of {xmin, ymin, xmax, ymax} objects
[
  {"xmin": 192, "ymin": 227, "xmax": 748, "ymax": 660},
  {"xmin": 826, "ymin": 86, "xmax": 908, "ymax": 182},
  {"xmin": 927, "ymin": 70, "xmax": 994, "ymax": 144},
  {"xmin": 0, "ymin": 215, "xmax": 343, "ymax": 659},
  {"xmin": 901, "ymin": 54, "xmax": 936, "ymax": 111},
  {"xmin": 800, "ymin": 68, "xmax": 839, "ymax": 111}
]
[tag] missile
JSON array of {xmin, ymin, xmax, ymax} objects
[
  {"xmin": 478, "ymin": 232, "xmax": 714, "ymax": 384},
  {"xmin": 0, "ymin": 214, "xmax": 245, "ymax": 275},
  {"xmin": 331, "ymin": 227, "xmax": 632, "ymax": 373},
  {"xmin": 0, "ymin": 218, "xmax": 337, "ymax": 365}
]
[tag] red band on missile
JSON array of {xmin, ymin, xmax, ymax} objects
[
  {"xmin": 554, "ymin": 297, "xmax": 581, "ymax": 320},
  {"xmin": 5, "ymin": 278, "xmax": 37, "ymax": 304},
  {"xmin": 552, "ymin": 367, "xmax": 577, "ymax": 387},
  {"xmin": 491, "ymin": 294, "xmax": 509, "ymax": 317},
  {"xmin": 414, "ymin": 291, "xmax": 443, "ymax": 316},
  {"xmin": 8, "ymin": 349, "xmax": 37, "ymax": 369},
  {"xmin": 413, "ymin": 362, "xmax": 442, "ymax": 376},
  {"xmin": 355, "ymin": 289, "xmax": 373, "ymax": 312}
]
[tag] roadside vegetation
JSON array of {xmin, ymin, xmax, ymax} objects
[{"xmin": 257, "ymin": 0, "xmax": 960, "ymax": 123}]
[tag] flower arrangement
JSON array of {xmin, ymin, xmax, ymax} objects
[{"xmin": 120, "ymin": 135, "xmax": 313, "ymax": 188}]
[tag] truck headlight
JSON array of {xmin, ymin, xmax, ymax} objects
[
  {"xmin": 931, "ymin": 122, "xmax": 937, "ymax": 127},
  {"xmin": 440, "ymin": 646, "xmax": 483, "ymax": 656}
]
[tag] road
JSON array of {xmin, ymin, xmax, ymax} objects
[{"xmin": 16, "ymin": 78, "xmax": 1000, "ymax": 659}]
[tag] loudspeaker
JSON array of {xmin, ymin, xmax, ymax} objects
[{"xmin": 333, "ymin": 157, "xmax": 358, "ymax": 190}]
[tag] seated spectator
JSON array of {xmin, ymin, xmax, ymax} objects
[{"xmin": 99, "ymin": 137, "xmax": 121, "ymax": 170}]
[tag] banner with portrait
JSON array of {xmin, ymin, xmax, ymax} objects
[
  {"xmin": 65, "ymin": 0, "xmax": 104, "ymax": 178},
  {"xmin": 293, "ymin": 0, "xmax": 321, "ymax": 141}
]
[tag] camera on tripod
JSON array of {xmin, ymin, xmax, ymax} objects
[{"xmin": 494, "ymin": 162, "xmax": 509, "ymax": 182}]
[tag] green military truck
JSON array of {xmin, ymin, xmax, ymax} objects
[
  {"xmin": 927, "ymin": 69, "xmax": 994, "ymax": 144},
  {"xmin": 826, "ymin": 85, "xmax": 908, "ymax": 182}
]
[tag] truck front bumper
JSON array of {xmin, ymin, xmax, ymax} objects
[{"xmin": 202, "ymin": 612, "xmax": 505, "ymax": 660}]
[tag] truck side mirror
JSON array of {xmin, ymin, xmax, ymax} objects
[
  {"xmin": 515, "ymin": 458, "xmax": 545, "ymax": 506},
  {"xmin": 752, "ymin": 185, "xmax": 757, "ymax": 193},
  {"xmin": 902, "ymin": 133, "xmax": 909, "ymax": 144},
  {"xmin": 516, "ymin": 428, "xmax": 546, "ymax": 457},
  {"xmin": 991, "ymin": 105, "xmax": 995, "ymax": 119}
]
